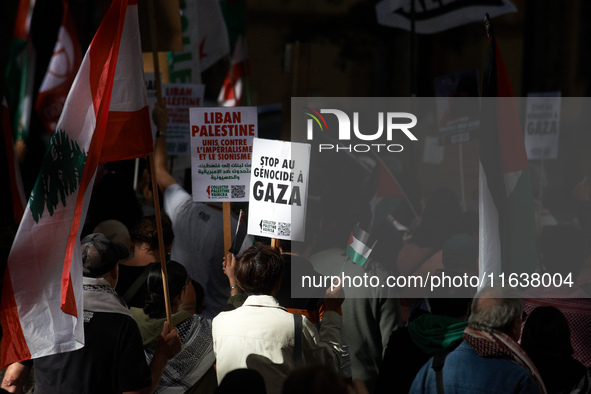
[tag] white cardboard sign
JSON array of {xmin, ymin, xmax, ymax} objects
[
  {"xmin": 524, "ymin": 92, "xmax": 561, "ymax": 160},
  {"xmin": 189, "ymin": 107, "xmax": 257, "ymax": 202},
  {"xmin": 145, "ymin": 73, "xmax": 205, "ymax": 155},
  {"xmin": 247, "ymin": 138, "xmax": 311, "ymax": 241}
]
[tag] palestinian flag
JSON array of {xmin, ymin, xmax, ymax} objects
[
  {"xmin": 479, "ymin": 23, "xmax": 538, "ymax": 277},
  {"xmin": 369, "ymin": 158, "xmax": 406, "ymax": 226},
  {"xmin": 345, "ymin": 225, "xmax": 377, "ymax": 267},
  {"xmin": 229, "ymin": 209, "xmax": 254, "ymax": 257}
]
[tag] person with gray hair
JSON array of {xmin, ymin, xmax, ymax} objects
[
  {"xmin": 467, "ymin": 286, "xmax": 524, "ymax": 338},
  {"xmin": 410, "ymin": 287, "xmax": 547, "ymax": 394}
]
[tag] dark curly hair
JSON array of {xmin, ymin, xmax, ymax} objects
[
  {"xmin": 143, "ymin": 260, "xmax": 188, "ymax": 318},
  {"xmin": 235, "ymin": 243, "xmax": 283, "ymax": 295},
  {"xmin": 130, "ymin": 215, "xmax": 174, "ymax": 252}
]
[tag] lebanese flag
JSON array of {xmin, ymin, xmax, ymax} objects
[
  {"xmin": 345, "ymin": 225, "xmax": 377, "ymax": 267},
  {"xmin": 218, "ymin": 35, "xmax": 247, "ymax": 107},
  {"xmin": 1, "ymin": 0, "xmax": 152, "ymax": 367},
  {"xmin": 35, "ymin": 0, "xmax": 82, "ymax": 136},
  {"xmin": 195, "ymin": 0, "xmax": 230, "ymax": 72},
  {"xmin": 478, "ymin": 25, "xmax": 538, "ymax": 278},
  {"xmin": 2, "ymin": 98, "xmax": 26, "ymax": 225}
]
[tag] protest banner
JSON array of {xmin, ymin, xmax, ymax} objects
[
  {"xmin": 434, "ymin": 69, "xmax": 480, "ymax": 145},
  {"xmin": 145, "ymin": 73, "xmax": 205, "ymax": 155},
  {"xmin": 247, "ymin": 138, "xmax": 311, "ymax": 241},
  {"xmin": 189, "ymin": 107, "xmax": 257, "ymax": 202},
  {"xmin": 524, "ymin": 92, "xmax": 561, "ymax": 160}
]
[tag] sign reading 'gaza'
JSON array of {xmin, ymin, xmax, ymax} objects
[{"xmin": 247, "ymin": 138, "xmax": 310, "ymax": 241}]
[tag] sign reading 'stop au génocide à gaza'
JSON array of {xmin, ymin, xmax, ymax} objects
[
  {"xmin": 189, "ymin": 107, "xmax": 257, "ymax": 202},
  {"xmin": 247, "ymin": 138, "xmax": 311, "ymax": 241}
]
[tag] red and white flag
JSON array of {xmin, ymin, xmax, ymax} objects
[
  {"xmin": 35, "ymin": 0, "xmax": 82, "ymax": 136},
  {"xmin": 169, "ymin": 0, "xmax": 230, "ymax": 83},
  {"xmin": 218, "ymin": 36, "xmax": 247, "ymax": 107},
  {"xmin": 0, "ymin": 0, "xmax": 152, "ymax": 367},
  {"xmin": 194, "ymin": 0, "xmax": 230, "ymax": 72}
]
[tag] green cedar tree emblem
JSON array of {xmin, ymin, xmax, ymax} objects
[{"xmin": 29, "ymin": 129, "xmax": 87, "ymax": 223}]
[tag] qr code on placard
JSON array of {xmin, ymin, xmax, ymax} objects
[
  {"xmin": 278, "ymin": 222, "xmax": 291, "ymax": 237},
  {"xmin": 231, "ymin": 185, "xmax": 246, "ymax": 199}
]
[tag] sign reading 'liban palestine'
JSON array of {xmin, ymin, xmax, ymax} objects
[
  {"xmin": 145, "ymin": 73, "xmax": 205, "ymax": 156},
  {"xmin": 247, "ymin": 138, "xmax": 311, "ymax": 241},
  {"xmin": 189, "ymin": 107, "xmax": 257, "ymax": 202}
]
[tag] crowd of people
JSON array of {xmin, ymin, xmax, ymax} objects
[{"xmin": 2, "ymin": 104, "xmax": 591, "ymax": 394}]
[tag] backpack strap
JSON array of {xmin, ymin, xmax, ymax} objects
[
  {"xmin": 431, "ymin": 351, "xmax": 449, "ymax": 394},
  {"xmin": 122, "ymin": 264, "xmax": 153, "ymax": 306},
  {"xmin": 293, "ymin": 313, "xmax": 303, "ymax": 367}
]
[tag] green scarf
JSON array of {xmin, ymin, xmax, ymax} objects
[
  {"xmin": 407, "ymin": 314, "xmax": 467, "ymax": 355},
  {"xmin": 131, "ymin": 308, "xmax": 191, "ymax": 346}
]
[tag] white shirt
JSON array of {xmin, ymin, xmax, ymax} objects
[
  {"xmin": 212, "ymin": 295, "xmax": 342, "ymax": 394},
  {"xmin": 163, "ymin": 184, "xmax": 236, "ymax": 320}
]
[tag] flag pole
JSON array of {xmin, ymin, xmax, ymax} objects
[
  {"xmin": 223, "ymin": 202, "xmax": 232, "ymax": 258},
  {"xmin": 147, "ymin": 0, "xmax": 172, "ymax": 329}
]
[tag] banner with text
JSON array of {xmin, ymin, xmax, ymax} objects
[
  {"xmin": 190, "ymin": 107, "xmax": 257, "ymax": 202},
  {"xmin": 524, "ymin": 92, "xmax": 561, "ymax": 160},
  {"xmin": 247, "ymin": 138, "xmax": 311, "ymax": 241},
  {"xmin": 145, "ymin": 73, "xmax": 205, "ymax": 155}
]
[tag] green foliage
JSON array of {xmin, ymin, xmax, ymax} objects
[{"xmin": 29, "ymin": 129, "xmax": 87, "ymax": 223}]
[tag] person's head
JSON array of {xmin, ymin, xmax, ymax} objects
[
  {"xmin": 92, "ymin": 219, "xmax": 131, "ymax": 255},
  {"xmin": 144, "ymin": 260, "xmax": 189, "ymax": 318},
  {"xmin": 521, "ymin": 306, "xmax": 578, "ymax": 393},
  {"xmin": 429, "ymin": 296, "xmax": 472, "ymax": 320},
  {"xmin": 81, "ymin": 233, "xmax": 130, "ymax": 287},
  {"xmin": 130, "ymin": 214, "xmax": 174, "ymax": 253},
  {"xmin": 521, "ymin": 306, "xmax": 573, "ymax": 358},
  {"xmin": 192, "ymin": 280, "xmax": 205, "ymax": 314},
  {"xmin": 539, "ymin": 224, "xmax": 587, "ymax": 276},
  {"xmin": 216, "ymin": 369, "xmax": 267, "ymax": 394},
  {"xmin": 468, "ymin": 287, "xmax": 524, "ymax": 340},
  {"xmin": 235, "ymin": 243, "xmax": 283, "ymax": 295},
  {"xmin": 282, "ymin": 366, "xmax": 352, "ymax": 394}
]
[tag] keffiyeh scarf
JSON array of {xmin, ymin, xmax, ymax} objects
[{"xmin": 463, "ymin": 326, "xmax": 547, "ymax": 394}]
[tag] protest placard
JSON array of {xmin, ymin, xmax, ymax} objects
[
  {"xmin": 189, "ymin": 107, "xmax": 257, "ymax": 202},
  {"xmin": 524, "ymin": 92, "xmax": 561, "ymax": 160},
  {"xmin": 145, "ymin": 73, "xmax": 205, "ymax": 155},
  {"xmin": 247, "ymin": 138, "xmax": 311, "ymax": 241},
  {"xmin": 434, "ymin": 69, "xmax": 480, "ymax": 145}
]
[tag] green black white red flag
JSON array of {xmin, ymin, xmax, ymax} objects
[
  {"xmin": 1, "ymin": 0, "xmax": 152, "ymax": 368},
  {"xmin": 346, "ymin": 225, "xmax": 377, "ymax": 267},
  {"xmin": 479, "ymin": 20, "xmax": 538, "ymax": 278}
]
